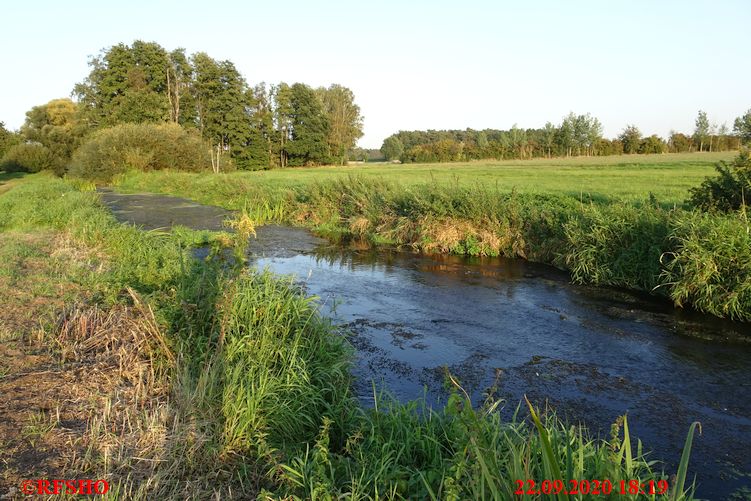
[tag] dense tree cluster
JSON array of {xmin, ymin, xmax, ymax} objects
[
  {"xmin": 383, "ymin": 113, "xmax": 603, "ymax": 163},
  {"xmin": 1, "ymin": 40, "xmax": 364, "ymax": 175},
  {"xmin": 73, "ymin": 41, "xmax": 363, "ymax": 169},
  {"xmin": 382, "ymin": 111, "xmax": 743, "ymax": 163}
]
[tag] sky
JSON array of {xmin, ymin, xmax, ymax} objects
[{"xmin": 1, "ymin": 0, "xmax": 749, "ymax": 148}]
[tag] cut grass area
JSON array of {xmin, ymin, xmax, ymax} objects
[{"xmin": 117, "ymin": 151, "xmax": 735, "ymax": 207}]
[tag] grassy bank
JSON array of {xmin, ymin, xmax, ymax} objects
[
  {"xmin": 0, "ymin": 172, "xmax": 702, "ymax": 499},
  {"xmin": 115, "ymin": 153, "xmax": 751, "ymax": 322}
]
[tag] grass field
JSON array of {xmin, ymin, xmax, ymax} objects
[{"xmin": 201, "ymin": 152, "xmax": 736, "ymax": 206}]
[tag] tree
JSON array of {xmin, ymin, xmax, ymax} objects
[
  {"xmin": 477, "ymin": 130, "xmax": 489, "ymax": 149},
  {"xmin": 286, "ymin": 83, "xmax": 331, "ymax": 166},
  {"xmin": 191, "ymin": 53, "xmax": 251, "ymax": 170},
  {"xmin": 734, "ymin": 109, "xmax": 751, "ymax": 145},
  {"xmin": 638, "ymin": 135, "xmax": 667, "ymax": 154},
  {"xmin": 272, "ymin": 83, "xmax": 293, "ymax": 168},
  {"xmin": 74, "ymin": 41, "xmax": 171, "ymax": 127},
  {"xmin": 693, "ymin": 110, "xmax": 709, "ymax": 152},
  {"xmin": 619, "ymin": 125, "xmax": 642, "ymax": 154},
  {"xmin": 572, "ymin": 114, "xmax": 589, "ymax": 156},
  {"xmin": 584, "ymin": 115, "xmax": 603, "ymax": 156},
  {"xmin": 20, "ymin": 98, "xmax": 87, "ymax": 174},
  {"xmin": 541, "ymin": 122, "xmax": 556, "ymax": 158},
  {"xmin": 317, "ymin": 84, "xmax": 363, "ymax": 165},
  {"xmin": 718, "ymin": 123, "xmax": 729, "ymax": 151},
  {"xmin": 509, "ymin": 124, "xmax": 527, "ymax": 159},
  {"xmin": 709, "ymin": 122, "xmax": 718, "ymax": 152},
  {"xmin": 557, "ymin": 113, "xmax": 576, "ymax": 156},
  {"xmin": 0, "ymin": 121, "xmax": 21, "ymax": 159},
  {"xmin": 245, "ymin": 83, "xmax": 276, "ymax": 169},
  {"xmin": 166, "ymin": 48, "xmax": 197, "ymax": 127},
  {"xmin": 381, "ymin": 136, "xmax": 403, "ymax": 161},
  {"xmin": 669, "ymin": 131, "xmax": 693, "ymax": 152}
]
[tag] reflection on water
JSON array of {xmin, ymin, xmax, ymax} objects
[{"xmin": 100, "ymin": 190, "xmax": 751, "ymax": 499}]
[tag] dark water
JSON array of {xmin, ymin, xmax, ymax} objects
[
  {"xmin": 101, "ymin": 190, "xmax": 751, "ymax": 500},
  {"xmin": 99, "ymin": 188, "xmax": 231, "ymax": 231}
]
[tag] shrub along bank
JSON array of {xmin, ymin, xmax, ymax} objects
[
  {"xmin": 68, "ymin": 122, "xmax": 214, "ymax": 182},
  {"xmin": 0, "ymin": 173, "xmax": 701, "ymax": 499},
  {"xmin": 115, "ymin": 170, "xmax": 751, "ymax": 322}
]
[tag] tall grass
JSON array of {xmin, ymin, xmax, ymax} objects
[
  {"xmin": 269, "ymin": 390, "xmax": 699, "ymax": 500},
  {"xmin": 287, "ymin": 177, "xmax": 750, "ymax": 321},
  {"xmin": 218, "ymin": 271, "xmax": 353, "ymax": 457},
  {"xmin": 662, "ymin": 212, "xmax": 751, "ymax": 320}
]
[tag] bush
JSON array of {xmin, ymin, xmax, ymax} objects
[
  {"xmin": 0, "ymin": 143, "xmax": 56, "ymax": 173},
  {"xmin": 687, "ymin": 150, "xmax": 751, "ymax": 212},
  {"xmin": 69, "ymin": 123, "xmax": 215, "ymax": 181}
]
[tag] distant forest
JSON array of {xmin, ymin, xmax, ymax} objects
[{"xmin": 381, "ymin": 110, "xmax": 751, "ymax": 163}]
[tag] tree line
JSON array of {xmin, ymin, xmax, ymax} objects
[
  {"xmin": 382, "ymin": 110, "xmax": 751, "ymax": 163},
  {"xmin": 0, "ymin": 40, "xmax": 364, "ymax": 174}
]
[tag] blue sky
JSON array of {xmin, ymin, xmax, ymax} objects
[{"xmin": 1, "ymin": 0, "xmax": 749, "ymax": 147}]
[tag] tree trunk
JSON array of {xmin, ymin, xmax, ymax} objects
[
  {"xmin": 166, "ymin": 68, "xmax": 173, "ymax": 122},
  {"xmin": 166, "ymin": 67, "xmax": 180, "ymax": 123}
]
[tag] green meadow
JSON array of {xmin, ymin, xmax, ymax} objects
[{"xmin": 126, "ymin": 152, "xmax": 732, "ymax": 206}]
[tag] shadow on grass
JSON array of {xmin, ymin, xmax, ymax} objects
[{"xmin": 0, "ymin": 171, "xmax": 27, "ymax": 183}]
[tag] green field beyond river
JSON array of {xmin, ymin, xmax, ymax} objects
[{"xmin": 117, "ymin": 152, "xmax": 734, "ymax": 207}]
